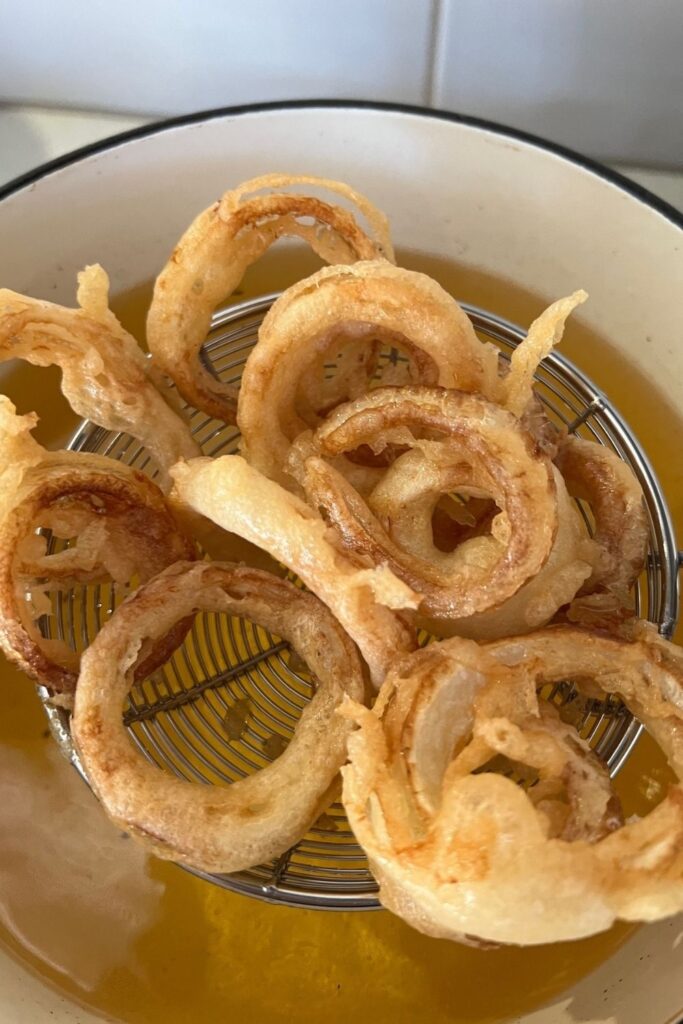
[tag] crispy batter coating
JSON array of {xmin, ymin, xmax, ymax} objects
[
  {"xmin": 342, "ymin": 624, "xmax": 683, "ymax": 945},
  {"xmin": 170, "ymin": 454, "xmax": 418, "ymax": 687},
  {"xmin": 0, "ymin": 398, "xmax": 195, "ymax": 694},
  {"xmin": 147, "ymin": 175, "xmax": 394, "ymax": 424},
  {"xmin": 288, "ymin": 386, "xmax": 595, "ymax": 635},
  {"xmin": 238, "ymin": 261, "xmax": 499, "ymax": 485},
  {"xmin": 73, "ymin": 562, "xmax": 366, "ymax": 873},
  {"xmin": 0, "ymin": 265, "xmax": 200, "ymax": 488},
  {"xmin": 556, "ymin": 434, "xmax": 648, "ymax": 598}
]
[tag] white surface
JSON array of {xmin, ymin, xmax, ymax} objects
[
  {"xmin": 1, "ymin": 0, "xmax": 683, "ymax": 164},
  {"xmin": 0, "ymin": 0, "xmax": 434, "ymax": 114},
  {"xmin": 0, "ymin": 102, "xmax": 682, "ymax": 1024},
  {"xmin": 1, "ymin": 103, "xmax": 682, "ymax": 214},
  {"xmin": 434, "ymin": 0, "xmax": 683, "ymax": 166}
]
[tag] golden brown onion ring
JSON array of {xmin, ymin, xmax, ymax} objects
[
  {"xmin": 519, "ymin": 394, "xmax": 566, "ymax": 459},
  {"xmin": 170, "ymin": 454, "xmax": 418, "ymax": 687},
  {"xmin": 0, "ymin": 398, "xmax": 195, "ymax": 695},
  {"xmin": 294, "ymin": 323, "xmax": 385, "ymax": 427},
  {"xmin": 147, "ymin": 174, "xmax": 394, "ymax": 424},
  {"xmin": 443, "ymin": 465, "xmax": 597, "ymax": 639},
  {"xmin": 342, "ymin": 624, "xmax": 683, "ymax": 946},
  {"xmin": 288, "ymin": 386, "xmax": 564, "ymax": 626},
  {"xmin": 0, "ymin": 265, "xmax": 200, "ymax": 487},
  {"xmin": 238, "ymin": 262, "xmax": 499, "ymax": 485},
  {"xmin": 72, "ymin": 561, "xmax": 366, "ymax": 873},
  {"xmin": 555, "ymin": 435, "xmax": 648, "ymax": 597}
]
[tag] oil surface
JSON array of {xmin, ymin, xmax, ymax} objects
[{"xmin": 0, "ymin": 247, "xmax": 681, "ymax": 1024}]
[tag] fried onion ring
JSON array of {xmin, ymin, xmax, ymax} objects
[
  {"xmin": 342, "ymin": 624, "xmax": 683, "ymax": 946},
  {"xmin": 0, "ymin": 398, "xmax": 195, "ymax": 695},
  {"xmin": 288, "ymin": 386, "xmax": 566, "ymax": 628},
  {"xmin": 170, "ymin": 454, "xmax": 418, "ymax": 686},
  {"xmin": 72, "ymin": 561, "xmax": 366, "ymax": 873},
  {"xmin": 435, "ymin": 464, "xmax": 597, "ymax": 639},
  {"xmin": 238, "ymin": 262, "xmax": 499, "ymax": 484},
  {"xmin": 147, "ymin": 174, "xmax": 394, "ymax": 424},
  {"xmin": 0, "ymin": 265, "xmax": 200, "ymax": 487},
  {"xmin": 555, "ymin": 435, "xmax": 648, "ymax": 598}
]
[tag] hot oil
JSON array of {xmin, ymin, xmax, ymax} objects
[{"xmin": 1, "ymin": 248, "xmax": 682, "ymax": 1024}]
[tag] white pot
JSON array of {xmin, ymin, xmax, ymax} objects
[{"xmin": 0, "ymin": 102, "xmax": 681, "ymax": 1024}]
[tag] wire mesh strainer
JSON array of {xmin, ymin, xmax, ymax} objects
[{"xmin": 39, "ymin": 294, "xmax": 680, "ymax": 910}]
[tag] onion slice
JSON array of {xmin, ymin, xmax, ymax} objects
[
  {"xmin": 0, "ymin": 265, "xmax": 200, "ymax": 487},
  {"xmin": 342, "ymin": 623, "xmax": 683, "ymax": 945},
  {"xmin": 72, "ymin": 561, "xmax": 367, "ymax": 873},
  {"xmin": 170, "ymin": 454, "xmax": 418, "ymax": 687},
  {"xmin": 555, "ymin": 434, "xmax": 648, "ymax": 597},
  {"xmin": 288, "ymin": 385, "xmax": 565, "ymax": 626},
  {"xmin": 500, "ymin": 291, "xmax": 588, "ymax": 416},
  {"xmin": 0, "ymin": 398, "xmax": 195, "ymax": 695},
  {"xmin": 147, "ymin": 174, "xmax": 394, "ymax": 424},
  {"xmin": 238, "ymin": 262, "xmax": 498, "ymax": 485}
]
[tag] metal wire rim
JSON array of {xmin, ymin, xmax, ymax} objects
[{"xmin": 39, "ymin": 293, "xmax": 680, "ymax": 910}]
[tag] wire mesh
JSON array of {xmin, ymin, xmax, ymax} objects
[{"xmin": 39, "ymin": 295, "xmax": 679, "ymax": 909}]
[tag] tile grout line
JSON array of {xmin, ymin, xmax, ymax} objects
[{"xmin": 424, "ymin": 0, "xmax": 445, "ymax": 108}]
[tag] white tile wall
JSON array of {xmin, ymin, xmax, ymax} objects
[
  {"xmin": 433, "ymin": 0, "xmax": 683, "ymax": 166},
  {"xmin": 0, "ymin": 0, "xmax": 681, "ymax": 167},
  {"xmin": 0, "ymin": 0, "xmax": 435, "ymax": 115}
]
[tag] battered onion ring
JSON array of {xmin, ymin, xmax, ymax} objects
[
  {"xmin": 0, "ymin": 398, "xmax": 195, "ymax": 695},
  {"xmin": 287, "ymin": 386, "xmax": 563, "ymax": 626},
  {"xmin": 555, "ymin": 435, "xmax": 648, "ymax": 597},
  {"xmin": 436, "ymin": 464, "xmax": 597, "ymax": 639},
  {"xmin": 342, "ymin": 624, "xmax": 683, "ymax": 946},
  {"xmin": 238, "ymin": 262, "xmax": 499, "ymax": 485},
  {"xmin": 294, "ymin": 323, "xmax": 385, "ymax": 427},
  {"xmin": 0, "ymin": 265, "xmax": 200, "ymax": 487},
  {"xmin": 147, "ymin": 174, "xmax": 394, "ymax": 424},
  {"xmin": 170, "ymin": 455, "xmax": 419, "ymax": 687},
  {"xmin": 72, "ymin": 561, "xmax": 367, "ymax": 873}
]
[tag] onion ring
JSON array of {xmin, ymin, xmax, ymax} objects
[
  {"xmin": 287, "ymin": 385, "xmax": 564, "ymax": 626},
  {"xmin": 238, "ymin": 262, "xmax": 499, "ymax": 485},
  {"xmin": 441, "ymin": 464, "xmax": 597, "ymax": 639},
  {"xmin": 170, "ymin": 454, "xmax": 419, "ymax": 687},
  {"xmin": 0, "ymin": 398, "xmax": 196, "ymax": 695},
  {"xmin": 555, "ymin": 435, "xmax": 648, "ymax": 597},
  {"xmin": 72, "ymin": 561, "xmax": 367, "ymax": 873},
  {"xmin": 0, "ymin": 265, "xmax": 200, "ymax": 487},
  {"xmin": 294, "ymin": 323, "xmax": 385, "ymax": 427},
  {"xmin": 342, "ymin": 623, "xmax": 683, "ymax": 946},
  {"xmin": 147, "ymin": 174, "xmax": 394, "ymax": 424}
]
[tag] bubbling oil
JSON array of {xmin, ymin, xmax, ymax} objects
[{"xmin": 0, "ymin": 249, "xmax": 680, "ymax": 1024}]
